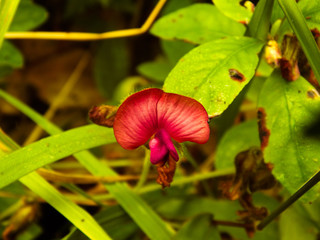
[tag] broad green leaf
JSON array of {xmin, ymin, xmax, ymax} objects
[
  {"xmin": 0, "ymin": 40, "xmax": 23, "ymax": 68},
  {"xmin": 258, "ymin": 70, "xmax": 320, "ymax": 200},
  {"xmin": 215, "ymin": 120, "xmax": 260, "ymax": 170},
  {"xmin": 161, "ymin": 0, "xmax": 192, "ymax": 16},
  {"xmin": 137, "ymin": 61, "xmax": 171, "ymax": 82},
  {"xmin": 212, "ymin": 0, "xmax": 252, "ymax": 23},
  {"xmin": 297, "ymin": 0, "xmax": 320, "ymax": 29},
  {"xmin": 94, "ymin": 39, "xmax": 129, "ymax": 98},
  {"xmin": 9, "ymin": 0, "xmax": 47, "ymax": 31},
  {"xmin": 151, "ymin": 4, "xmax": 245, "ymax": 44},
  {"xmin": 0, "ymin": 125, "xmax": 116, "ymax": 189},
  {"xmin": 174, "ymin": 214, "xmax": 221, "ymax": 240},
  {"xmin": 164, "ymin": 36, "xmax": 264, "ymax": 117},
  {"xmin": 279, "ymin": 205, "xmax": 318, "ymax": 240},
  {"xmin": 161, "ymin": 40, "xmax": 195, "ymax": 66}
]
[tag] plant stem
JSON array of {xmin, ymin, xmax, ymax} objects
[
  {"xmin": 134, "ymin": 149, "xmax": 151, "ymax": 191},
  {"xmin": 257, "ymin": 170, "xmax": 320, "ymax": 230}
]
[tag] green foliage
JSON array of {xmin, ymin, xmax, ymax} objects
[
  {"xmin": 0, "ymin": 0, "xmax": 20, "ymax": 48},
  {"xmin": 9, "ymin": 0, "xmax": 47, "ymax": 31},
  {"xmin": 0, "ymin": 0, "xmax": 47, "ymax": 76},
  {"xmin": 215, "ymin": 120, "xmax": 260, "ymax": 170},
  {"xmin": 137, "ymin": 60, "xmax": 171, "ymax": 82},
  {"xmin": 94, "ymin": 39, "xmax": 130, "ymax": 99},
  {"xmin": 0, "ymin": 40, "xmax": 23, "ymax": 68},
  {"xmin": 151, "ymin": 4, "xmax": 245, "ymax": 44},
  {"xmin": 258, "ymin": 71, "xmax": 320, "ymax": 200},
  {"xmin": 164, "ymin": 37, "xmax": 264, "ymax": 116},
  {"xmin": 1, "ymin": 0, "xmax": 320, "ymax": 239},
  {"xmin": 212, "ymin": 0, "xmax": 252, "ymax": 23},
  {"xmin": 0, "ymin": 125, "xmax": 115, "ymax": 189},
  {"xmin": 174, "ymin": 214, "xmax": 221, "ymax": 240}
]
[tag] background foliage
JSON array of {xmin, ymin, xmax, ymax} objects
[{"xmin": 0, "ymin": 0, "xmax": 320, "ymax": 239}]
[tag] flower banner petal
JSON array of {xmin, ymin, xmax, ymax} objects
[
  {"xmin": 114, "ymin": 88, "xmax": 162, "ymax": 149},
  {"xmin": 157, "ymin": 92, "xmax": 210, "ymax": 144}
]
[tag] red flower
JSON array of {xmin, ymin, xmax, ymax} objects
[{"xmin": 113, "ymin": 88, "xmax": 210, "ymax": 186}]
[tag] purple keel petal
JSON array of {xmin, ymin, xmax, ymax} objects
[
  {"xmin": 113, "ymin": 88, "xmax": 162, "ymax": 150},
  {"xmin": 149, "ymin": 129, "xmax": 179, "ymax": 165},
  {"xmin": 157, "ymin": 92, "xmax": 210, "ymax": 144}
]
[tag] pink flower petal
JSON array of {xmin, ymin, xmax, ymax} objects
[
  {"xmin": 113, "ymin": 88, "xmax": 163, "ymax": 149},
  {"xmin": 149, "ymin": 129, "xmax": 179, "ymax": 165},
  {"xmin": 157, "ymin": 92, "xmax": 210, "ymax": 144}
]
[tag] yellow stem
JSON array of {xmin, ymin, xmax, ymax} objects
[
  {"xmin": 37, "ymin": 168, "xmax": 157, "ymax": 184},
  {"xmin": 5, "ymin": 0, "xmax": 167, "ymax": 41}
]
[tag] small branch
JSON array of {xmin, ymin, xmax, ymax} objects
[
  {"xmin": 257, "ymin": 170, "xmax": 320, "ymax": 230},
  {"xmin": 5, "ymin": 0, "xmax": 167, "ymax": 41},
  {"xmin": 213, "ymin": 220, "xmax": 253, "ymax": 229}
]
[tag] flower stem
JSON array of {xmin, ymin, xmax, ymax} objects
[
  {"xmin": 257, "ymin": 170, "xmax": 320, "ymax": 230},
  {"xmin": 134, "ymin": 149, "xmax": 151, "ymax": 191}
]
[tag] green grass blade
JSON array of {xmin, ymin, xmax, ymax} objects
[
  {"xmin": 20, "ymin": 173, "xmax": 112, "ymax": 240},
  {"xmin": 278, "ymin": 0, "xmax": 320, "ymax": 84},
  {"xmin": 0, "ymin": 89, "xmax": 175, "ymax": 239},
  {"xmin": 0, "ymin": 0, "xmax": 20, "ymax": 48},
  {"xmin": 245, "ymin": 0, "xmax": 275, "ymax": 41},
  {"xmin": 0, "ymin": 131, "xmax": 112, "ymax": 240},
  {"xmin": 0, "ymin": 124, "xmax": 115, "ymax": 189}
]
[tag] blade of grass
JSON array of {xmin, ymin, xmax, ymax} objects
[
  {"xmin": 278, "ymin": 0, "xmax": 320, "ymax": 84},
  {"xmin": 245, "ymin": 0, "xmax": 275, "ymax": 41},
  {"xmin": 0, "ymin": 131, "xmax": 112, "ymax": 240},
  {"xmin": 0, "ymin": 0, "xmax": 20, "ymax": 48},
  {"xmin": 0, "ymin": 124, "xmax": 115, "ymax": 189},
  {"xmin": 0, "ymin": 89, "xmax": 175, "ymax": 239}
]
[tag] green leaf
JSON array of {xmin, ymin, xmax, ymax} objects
[
  {"xmin": 9, "ymin": 0, "xmax": 47, "ymax": 31},
  {"xmin": 20, "ymin": 173, "xmax": 112, "ymax": 240},
  {"xmin": 212, "ymin": 0, "xmax": 252, "ymax": 23},
  {"xmin": 0, "ymin": 130, "xmax": 112, "ymax": 240},
  {"xmin": 161, "ymin": 40, "xmax": 195, "ymax": 66},
  {"xmin": 279, "ymin": 1, "xmax": 320, "ymax": 34},
  {"xmin": 156, "ymin": 197, "xmax": 241, "ymax": 221},
  {"xmin": 94, "ymin": 39, "xmax": 130, "ymax": 98},
  {"xmin": 279, "ymin": 204, "xmax": 318, "ymax": 240},
  {"xmin": 137, "ymin": 61, "xmax": 171, "ymax": 82},
  {"xmin": 65, "ymin": 205, "xmax": 138, "ymax": 240},
  {"xmin": 215, "ymin": 120, "xmax": 260, "ymax": 170},
  {"xmin": 113, "ymin": 76, "xmax": 148, "ymax": 103},
  {"xmin": 161, "ymin": 0, "xmax": 192, "ymax": 16},
  {"xmin": 151, "ymin": 4, "xmax": 245, "ymax": 44},
  {"xmin": 277, "ymin": 0, "xmax": 320, "ymax": 84},
  {"xmin": 164, "ymin": 36, "xmax": 264, "ymax": 117},
  {"xmin": 258, "ymin": 70, "xmax": 320, "ymax": 200},
  {"xmin": 0, "ymin": 40, "xmax": 23, "ymax": 68},
  {"xmin": 0, "ymin": 0, "xmax": 20, "ymax": 48},
  {"xmin": 297, "ymin": 0, "xmax": 320, "ymax": 29},
  {"xmin": 0, "ymin": 125, "xmax": 116, "ymax": 189},
  {"xmin": 174, "ymin": 214, "xmax": 221, "ymax": 240},
  {"xmin": 245, "ymin": 0, "xmax": 275, "ymax": 41}
]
